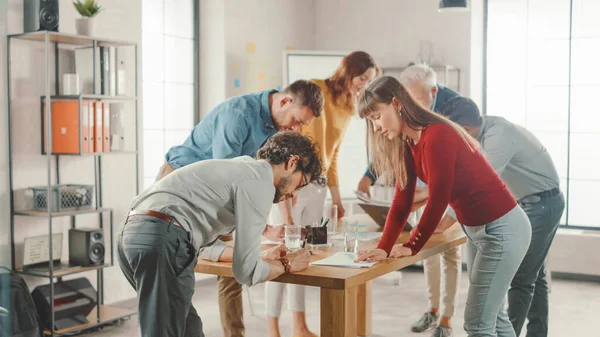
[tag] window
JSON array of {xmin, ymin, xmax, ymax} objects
[
  {"xmin": 142, "ymin": 0, "xmax": 197, "ymax": 189},
  {"xmin": 487, "ymin": 0, "xmax": 600, "ymax": 228}
]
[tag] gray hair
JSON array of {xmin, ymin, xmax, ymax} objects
[{"xmin": 398, "ymin": 63, "xmax": 437, "ymax": 89}]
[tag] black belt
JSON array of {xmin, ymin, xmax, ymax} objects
[{"xmin": 521, "ymin": 187, "xmax": 560, "ymax": 202}]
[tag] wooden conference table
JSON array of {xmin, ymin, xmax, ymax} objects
[{"xmin": 195, "ymin": 223, "xmax": 466, "ymax": 337}]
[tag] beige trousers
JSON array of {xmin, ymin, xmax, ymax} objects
[{"xmin": 423, "ymin": 246, "xmax": 462, "ymax": 317}]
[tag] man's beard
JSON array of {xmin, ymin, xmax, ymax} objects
[{"xmin": 273, "ymin": 175, "xmax": 292, "ymax": 203}]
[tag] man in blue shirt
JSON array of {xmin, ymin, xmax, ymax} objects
[
  {"xmin": 154, "ymin": 79, "xmax": 324, "ymax": 337},
  {"xmin": 156, "ymin": 80, "xmax": 323, "ymax": 179}
]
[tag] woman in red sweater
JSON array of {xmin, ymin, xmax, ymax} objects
[{"xmin": 355, "ymin": 76, "xmax": 531, "ymax": 337}]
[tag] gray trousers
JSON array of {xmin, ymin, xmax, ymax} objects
[
  {"xmin": 508, "ymin": 192, "xmax": 565, "ymax": 337},
  {"xmin": 117, "ymin": 216, "xmax": 203, "ymax": 337},
  {"xmin": 463, "ymin": 205, "xmax": 532, "ymax": 337}
]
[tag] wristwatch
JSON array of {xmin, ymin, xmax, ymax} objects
[{"xmin": 279, "ymin": 257, "xmax": 291, "ymax": 273}]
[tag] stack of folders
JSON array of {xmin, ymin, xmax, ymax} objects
[{"xmin": 42, "ymin": 99, "xmax": 120, "ymax": 154}]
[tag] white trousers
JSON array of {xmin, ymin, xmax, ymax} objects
[
  {"xmin": 423, "ymin": 246, "xmax": 461, "ymax": 317},
  {"xmin": 265, "ymin": 183, "xmax": 327, "ymax": 317}
]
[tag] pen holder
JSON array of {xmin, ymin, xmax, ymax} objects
[{"xmin": 306, "ymin": 226, "xmax": 328, "ymax": 245}]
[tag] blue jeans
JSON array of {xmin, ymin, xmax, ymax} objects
[
  {"xmin": 508, "ymin": 192, "xmax": 565, "ymax": 337},
  {"xmin": 462, "ymin": 206, "xmax": 532, "ymax": 337}
]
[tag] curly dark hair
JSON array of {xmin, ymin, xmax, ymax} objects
[{"xmin": 256, "ymin": 131, "xmax": 326, "ymax": 187}]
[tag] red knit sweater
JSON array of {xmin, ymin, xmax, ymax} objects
[{"xmin": 377, "ymin": 123, "xmax": 517, "ymax": 255}]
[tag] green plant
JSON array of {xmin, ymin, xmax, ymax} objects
[{"xmin": 73, "ymin": 0, "xmax": 103, "ymax": 18}]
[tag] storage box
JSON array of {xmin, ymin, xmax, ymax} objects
[{"xmin": 30, "ymin": 184, "xmax": 94, "ymax": 212}]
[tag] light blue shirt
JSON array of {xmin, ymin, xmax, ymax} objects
[{"xmin": 165, "ymin": 90, "xmax": 278, "ymax": 168}]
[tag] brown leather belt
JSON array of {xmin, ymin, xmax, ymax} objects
[{"xmin": 127, "ymin": 210, "xmax": 187, "ymax": 232}]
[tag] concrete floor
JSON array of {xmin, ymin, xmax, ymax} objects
[{"xmin": 86, "ymin": 269, "xmax": 599, "ymax": 337}]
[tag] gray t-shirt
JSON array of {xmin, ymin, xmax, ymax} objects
[
  {"xmin": 477, "ymin": 116, "xmax": 560, "ymax": 200},
  {"xmin": 130, "ymin": 156, "xmax": 275, "ymax": 285}
]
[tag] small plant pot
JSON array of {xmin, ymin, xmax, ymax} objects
[{"xmin": 76, "ymin": 17, "xmax": 95, "ymax": 36}]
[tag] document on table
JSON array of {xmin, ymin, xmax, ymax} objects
[
  {"xmin": 354, "ymin": 190, "xmax": 392, "ymax": 207},
  {"xmin": 311, "ymin": 252, "xmax": 377, "ymax": 268}
]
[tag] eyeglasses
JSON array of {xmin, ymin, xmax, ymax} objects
[{"xmin": 296, "ymin": 161, "xmax": 309, "ymax": 190}]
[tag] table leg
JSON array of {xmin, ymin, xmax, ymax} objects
[
  {"xmin": 357, "ymin": 281, "xmax": 372, "ymax": 336},
  {"xmin": 321, "ymin": 287, "xmax": 357, "ymax": 337}
]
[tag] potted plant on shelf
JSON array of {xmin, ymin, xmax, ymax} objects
[{"xmin": 73, "ymin": 0, "xmax": 103, "ymax": 36}]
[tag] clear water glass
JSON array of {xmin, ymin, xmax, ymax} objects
[
  {"xmin": 344, "ymin": 220, "xmax": 359, "ymax": 253},
  {"xmin": 328, "ymin": 204, "xmax": 338, "ymax": 235},
  {"xmin": 284, "ymin": 224, "xmax": 302, "ymax": 250}
]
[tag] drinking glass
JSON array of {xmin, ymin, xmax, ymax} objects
[
  {"xmin": 284, "ymin": 224, "xmax": 302, "ymax": 250},
  {"xmin": 328, "ymin": 204, "xmax": 338, "ymax": 235}
]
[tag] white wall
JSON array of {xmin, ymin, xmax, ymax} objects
[
  {"xmin": 200, "ymin": 0, "xmax": 316, "ymax": 118},
  {"xmin": 1, "ymin": 0, "xmax": 10, "ymax": 267},
  {"xmin": 314, "ymin": 0, "xmax": 473, "ymax": 96},
  {"xmin": 199, "ymin": 0, "xmax": 226, "ymax": 119},
  {"xmin": 3, "ymin": 0, "xmax": 142, "ymax": 304}
]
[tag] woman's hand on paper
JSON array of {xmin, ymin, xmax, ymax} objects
[
  {"xmin": 389, "ymin": 244, "xmax": 412, "ymax": 258},
  {"xmin": 355, "ymin": 248, "xmax": 387, "ymax": 263}
]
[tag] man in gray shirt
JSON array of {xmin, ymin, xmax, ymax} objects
[
  {"xmin": 117, "ymin": 132, "xmax": 326, "ymax": 337},
  {"xmin": 441, "ymin": 97, "xmax": 565, "ymax": 337}
]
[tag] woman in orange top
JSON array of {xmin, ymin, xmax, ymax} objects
[{"xmin": 266, "ymin": 51, "xmax": 378, "ymax": 337}]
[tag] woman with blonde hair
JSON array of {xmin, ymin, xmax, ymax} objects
[
  {"xmin": 355, "ymin": 76, "xmax": 531, "ymax": 337},
  {"xmin": 266, "ymin": 51, "xmax": 378, "ymax": 337}
]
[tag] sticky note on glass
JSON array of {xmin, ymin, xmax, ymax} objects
[{"xmin": 246, "ymin": 42, "xmax": 256, "ymax": 54}]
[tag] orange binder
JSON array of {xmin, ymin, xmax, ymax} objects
[
  {"xmin": 93, "ymin": 102, "xmax": 103, "ymax": 152},
  {"xmin": 102, "ymin": 103, "xmax": 111, "ymax": 152},
  {"xmin": 81, "ymin": 100, "xmax": 91, "ymax": 153},
  {"xmin": 87, "ymin": 101, "xmax": 94, "ymax": 153},
  {"xmin": 42, "ymin": 100, "xmax": 83, "ymax": 154}
]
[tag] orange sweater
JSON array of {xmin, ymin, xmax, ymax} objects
[{"xmin": 301, "ymin": 79, "xmax": 355, "ymax": 187}]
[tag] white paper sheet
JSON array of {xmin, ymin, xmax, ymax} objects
[
  {"xmin": 354, "ymin": 190, "xmax": 392, "ymax": 207},
  {"xmin": 310, "ymin": 252, "xmax": 378, "ymax": 268}
]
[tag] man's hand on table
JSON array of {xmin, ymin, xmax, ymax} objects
[
  {"xmin": 286, "ymin": 249, "xmax": 311, "ymax": 272},
  {"xmin": 261, "ymin": 244, "xmax": 289, "ymax": 262},
  {"xmin": 261, "ymin": 245, "xmax": 310, "ymax": 273}
]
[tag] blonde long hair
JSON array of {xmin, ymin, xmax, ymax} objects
[{"xmin": 358, "ymin": 76, "xmax": 478, "ymax": 189}]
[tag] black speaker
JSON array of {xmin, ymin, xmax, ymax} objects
[
  {"xmin": 69, "ymin": 228, "xmax": 105, "ymax": 267},
  {"xmin": 31, "ymin": 278, "xmax": 97, "ymax": 331},
  {"xmin": 23, "ymin": 0, "xmax": 59, "ymax": 33}
]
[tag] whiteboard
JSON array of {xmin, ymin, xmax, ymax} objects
[
  {"xmin": 283, "ymin": 51, "xmax": 368, "ymax": 200},
  {"xmin": 283, "ymin": 51, "xmax": 345, "ymax": 85}
]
